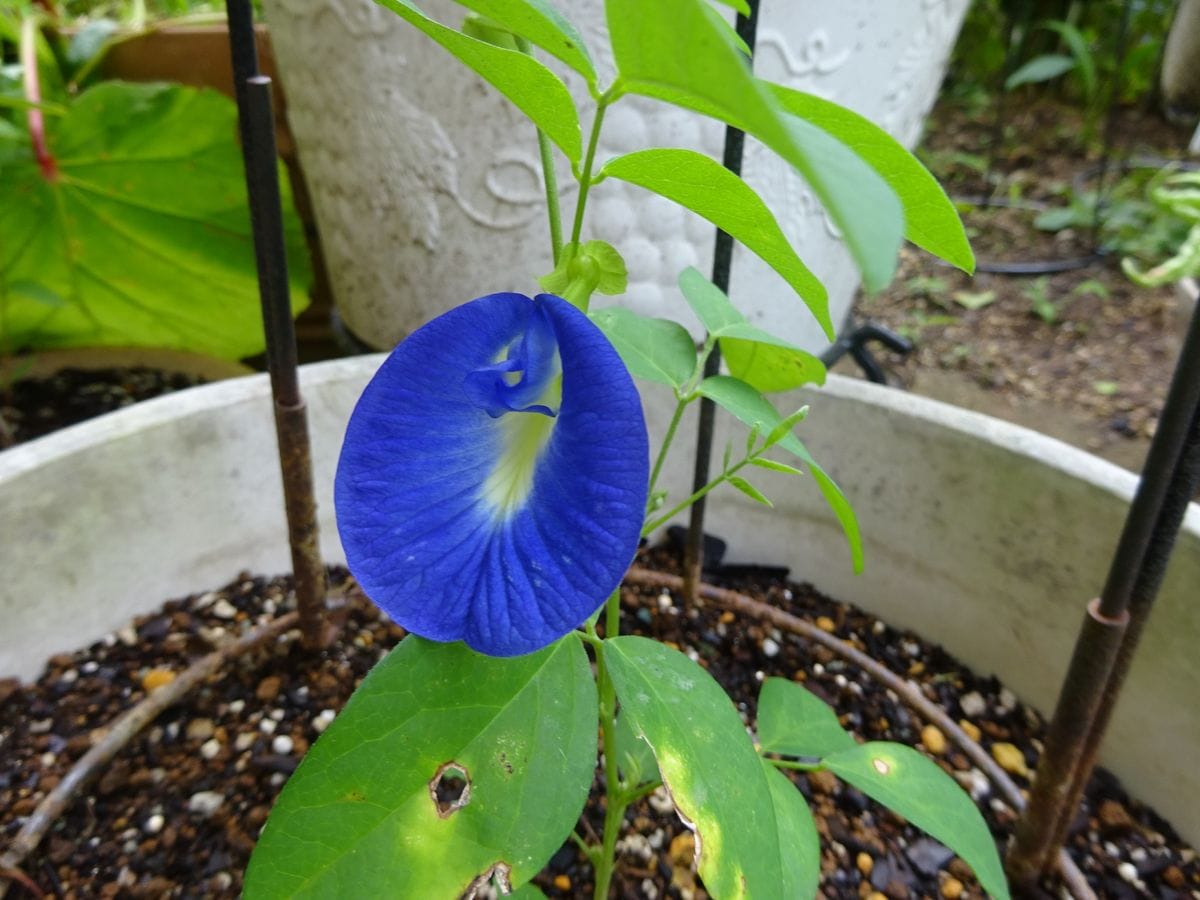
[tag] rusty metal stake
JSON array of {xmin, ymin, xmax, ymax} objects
[
  {"xmin": 1007, "ymin": 290, "xmax": 1200, "ymax": 890},
  {"xmin": 682, "ymin": 0, "xmax": 760, "ymax": 602},
  {"xmin": 225, "ymin": 0, "xmax": 329, "ymax": 649}
]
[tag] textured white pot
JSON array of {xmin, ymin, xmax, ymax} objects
[
  {"xmin": 262, "ymin": 0, "xmax": 968, "ymax": 351},
  {"xmin": 1, "ymin": 358, "xmax": 1198, "ymax": 845}
]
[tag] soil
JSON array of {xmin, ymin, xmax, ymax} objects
[
  {"xmin": 2, "ymin": 549, "xmax": 1197, "ymax": 899},
  {"xmin": 843, "ymin": 97, "xmax": 1197, "ymax": 474},
  {"xmin": 0, "ymin": 368, "xmax": 206, "ymax": 449}
]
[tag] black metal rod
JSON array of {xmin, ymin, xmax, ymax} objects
[
  {"xmin": 682, "ymin": 0, "xmax": 760, "ymax": 601},
  {"xmin": 225, "ymin": 1, "xmax": 328, "ymax": 649},
  {"xmin": 1007, "ymin": 293, "xmax": 1200, "ymax": 885}
]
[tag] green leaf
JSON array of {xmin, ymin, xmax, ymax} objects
[
  {"xmin": 1004, "ymin": 54, "xmax": 1076, "ymax": 91},
  {"xmin": 722, "ymin": 337, "xmax": 826, "ymax": 393},
  {"xmin": 603, "ymin": 148, "xmax": 830, "ymax": 335},
  {"xmin": 452, "ymin": 0, "xmax": 597, "ymax": 87},
  {"xmin": 757, "ymin": 677, "xmax": 857, "ymax": 759},
  {"xmin": 764, "ymin": 83, "xmax": 974, "ymax": 274},
  {"xmin": 244, "ymin": 635, "xmax": 598, "ymax": 898},
  {"xmin": 604, "ymin": 636, "xmax": 789, "ymax": 898},
  {"xmin": 614, "ymin": 710, "xmax": 660, "ymax": 786},
  {"xmin": 951, "ymin": 289, "xmax": 996, "ymax": 310},
  {"xmin": 728, "ymin": 475, "xmax": 773, "ymax": 507},
  {"xmin": 675, "ymin": 267, "xmax": 826, "ymax": 391},
  {"xmin": 678, "ymin": 265, "xmax": 743, "ymax": 335},
  {"xmin": 377, "ymin": 0, "xmax": 581, "ymax": 163},
  {"xmin": 540, "ymin": 240, "xmax": 626, "ymax": 308},
  {"xmin": 696, "ymin": 375, "xmax": 863, "ymax": 572},
  {"xmin": 589, "ymin": 306, "xmax": 697, "ymax": 389},
  {"xmin": 823, "ymin": 742, "xmax": 1011, "ymax": 900},
  {"xmin": 761, "ymin": 761, "xmax": 821, "ymax": 898},
  {"xmin": 749, "ymin": 457, "xmax": 804, "ymax": 477},
  {"xmin": 605, "ymin": 0, "xmax": 903, "ymax": 294},
  {"xmin": 709, "ymin": 0, "xmax": 751, "ymax": 15},
  {"xmin": 1040, "ymin": 20, "xmax": 1096, "ymax": 99},
  {"xmin": 0, "ymin": 82, "xmax": 309, "ymax": 359}
]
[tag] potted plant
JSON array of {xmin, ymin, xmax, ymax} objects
[{"xmin": 2, "ymin": 0, "xmax": 1199, "ymax": 897}]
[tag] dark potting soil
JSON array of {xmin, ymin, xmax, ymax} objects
[
  {"xmin": 1, "ymin": 553, "xmax": 1197, "ymax": 899},
  {"xmin": 0, "ymin": 368, "xmax": 206, "ymax": 449}
]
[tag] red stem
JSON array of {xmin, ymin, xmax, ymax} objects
[{"xmin": 21, "ymin": 16, "xmax": 58, "ymax": 182}]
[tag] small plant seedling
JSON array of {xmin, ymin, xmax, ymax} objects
[{"xmin": 1025, "ymin": 277, "xmax": 1060, "ymax": 324}]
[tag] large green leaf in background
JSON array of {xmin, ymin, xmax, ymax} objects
[
  {"xmin": 244, "ymin": 635, "xmax": 597, "ymax": 898},
  {"xmin": 0, "ymin": 81, "xmax": 310, "ymax": 359}
]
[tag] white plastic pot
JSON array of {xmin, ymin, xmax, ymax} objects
[
  {"xmin": 261, "ymin": 0, "xmax": 969, "ymax": 351},
  {"xmin": 1, "ymin": 358, "xmax": 1197, "ymax": 844}
]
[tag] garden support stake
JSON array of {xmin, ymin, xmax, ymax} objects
[
  {"xmin": 226, "ymin": 0, "xmax": 329, "ymax": 649},
  {"xmin": 683, "ymin": 0, "xmax": 759, "ymax": 603},
  {"xmin": 1007, "ymin": 282, "xmax": 1200, "ymax": 890}
]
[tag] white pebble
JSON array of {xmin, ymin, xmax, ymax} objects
[
  {"xmin": 1129, "ymin": 848, "xmax": 1147, "ymax": 863},
  {"xmin": 901, "ymin": 640, "xmax": 921, "ymax": 658},
  {"xmin": 235, "ymin": 732, "xmax": 257, "ymax": 752},
  {"xmin": 200, "ymin": 738, "xmax": 222, "ymax": 760},
  {"xmin": 228, "ymin": 699, "xmax": 245, "ymax": 715},
  {"xmin": 1116, "ymin": 862, "xmax": 1139, "ymax": 884},
  {"xmin": 313, "ymin": 709, "xmax": 337, "ymax": 734},
  {"xmin": 210, "ymin": 872, "xmax": 234, "ymax": 892},
  {"xmin": 81, "ymin": 661, "xmax": 98, "ymax": 674},
  {"xmin": 762, "ymin": 638, "xmax": 780, "ymax": 658},
  {"xmin": 1104, "ymin": 841, "xmax": 1121, "ymax": 858},
  {"xmin": 999, "ymin": 688, "xmax": 1018, "ymax": 711},
  {"xmin": 647, "ymin": 828, "xmax": 665, "ymax": 850},
  {"xmin": 648, "ymin": 786, "xmax": 675, "ymax": 815},
  {"xmin": 782, "ymin": 589, "xmax": 793, "ymax": 601},
  {"xmin": 954, "ymin": 768, "xmax": 991, "ymax": 801},
  {"xmin": 616, "ymin": 832, "xmax": 652, "ymax": 861},
  {"xmin": 195, "ymin": 592, "xmax": 218, "ymax": 609},
  {"xmin": 754, "ymin": 670, "xmax": 765, "ymax": 682},
  {"xmin": 872, "ymin": 620, "xmax": 886, "ymax": 635},
  {"xmin": 639, "ymin": 879, "xmax": 659, "ymax": 900},
  {"xmin": 812, "ymin": 663, "xmax": 825, "ymax": 676},
  {"xmin": 143, "ymin": 813, "xmax": 164, "ymax": 835},
  {"xmin": 657, "ymin": 591, "xmax": 672, "ymax": 611},
  {"xmin": 40, "ymin": 752, "xmax": 55, "ymax": 767},
  {"xmin": 28, "ymin": 718, "xmax": 52, "ymax": 734},
  {"xmin": 118, "ymin": 626, "xmax": 138, "ymax": 647},
  {"xmin": 187, "ymin": 790, "xmax": 225, "ymax": 818},
  {"xmin": 270, "ymin": 708, "xmax": 286, "ymax": 721},
  {"xmin": 269, "ymin": 772, "xmax": 286, "ymax": 787},
  {"xmin": 960, "ymin": 691, "xmax": 987, "ymax": 717},
  {"xmin": 685, "ymin": 648, "xmax": 699, "ymax": 662},
  {"xmin": 834, "ymin": 674, "xmax": 848, "ymax": 689},
  {"xmin": 212, "ymin": 599, "xmax": 238, "ymax": 620},
  {"xmin": 272, "ymin": 735, "xmax": 295, "ymax": 755},
  {"xmin": 259, "ymin": 718, "xmax": 278, "ymax": 735}
]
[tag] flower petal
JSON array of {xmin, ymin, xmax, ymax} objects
[{"xmin": 335, "ymin": 292, "xmax": 649, "ymax": 656}]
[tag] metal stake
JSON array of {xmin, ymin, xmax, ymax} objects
[
  {"xmin": 682, "ymin": 0, "xmax": 761, "ymax": 601},
  {"xmin": 225, "ymin": 0, "xmax": 329, "ymax": 649},
  {"xmin": 1007, "ymin": 292, "xmax": 1200, "ymax": 889}
]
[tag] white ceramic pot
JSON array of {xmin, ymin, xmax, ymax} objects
[
  {"xmin": 1, "ymin": 358, "xmax": 1197, "ymax": 844},
  {"xmin": 261, "ymin": 0, "xmax": 968, "ymax": 351}
]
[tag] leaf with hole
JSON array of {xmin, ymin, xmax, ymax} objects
[
  {"xmin": 604, "ymin": 636, "xmax": 792, "ymax": 898},
  {"xmin": 602, "ymin": 149, "xmax": 830, "ymax": 335},
  {"xmin": 605, "ymin": 0, "xmax": 902, "ymax": 294},
  {"xmin": 244, "ymin": 635, "xmax": 597, "ymax": 898},
  {"xmin": 0, "ymin": 82, "xmax": 310, "ymax": 358},
  {"xmin": 377, "ymin": 0, "xmax": 581, "ymax": 163},
  {"xmin": 451, "ymin": 0, "xmax": 596, "ymax": 87},
  {"xmin": 765, "ymin": 83, "xmax": 974, "ymax": 274},
  {"xmin": 757, "ymin": 677, "xmax": 857, "ymax": 759},
  {"xmin": 589, "ymin": 307, "xmax": 696, "ymax": 389},
  {"xmin": 823, "ymin": 742, "xmax": 1011, "ymax": 900}
]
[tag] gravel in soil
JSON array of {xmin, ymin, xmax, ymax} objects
[
  {"xmin": 0, "ymin": 368, "xmax": 207, "ymax": 449},
  {"xmin": 2, "ymin": 552, "xmax": 1198, "ymax": 899}
]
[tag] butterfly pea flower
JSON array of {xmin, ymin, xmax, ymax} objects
[{"xmin": 335, "ymin": 292, "xmax": 649, "ymax": 657}]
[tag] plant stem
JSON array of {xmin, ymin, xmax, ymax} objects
[
  {"xmin": 642, "ymin": 457, "xmax": 750, "ymax": 537},
  {"xmin": 569, "ymin": 101, "xmax": 608, "ymax": 245},
  {"xmin": 515, "ymin": 37, "xmax": 563, "ymax": 266},
  {"xmin": 20, "ymin": 15, "xmax": 58, "ymax": 182},
  {"xmin": 592, "ymin": 641, "xmax": 627, "ymax": 899},
  {"xmin": 647, "ymin": 396, "xmax": 690, "ymax": 505}
]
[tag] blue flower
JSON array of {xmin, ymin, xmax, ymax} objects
[{"xmin": 335, "ymin": 292, "xmax": 649, "ymax": 657}]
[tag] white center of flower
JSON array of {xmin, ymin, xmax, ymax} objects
[{"xmin": 480, "ymin": 378, "xmax": 561, "ymax": 517}]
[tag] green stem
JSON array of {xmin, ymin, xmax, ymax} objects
[
  {"xmin": 642, "ymin": 458, "xmax": 750, "ymax": 537},
  {"xmin": 515, "ymin": 37, "xmax": 563, "ymax": 265},
  {"xmin": 592, "ymin": 642, "xmax": 627, "ymax": 899},
  {"xmin": 569, "ymin": 101, "xmax": 609, "ymax": 245},
  {"xmin": 647, "ymin": 396, "xmax": 690, "ymax": 506}
]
